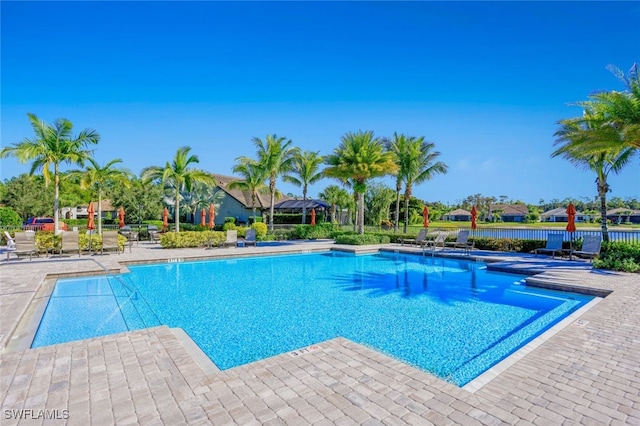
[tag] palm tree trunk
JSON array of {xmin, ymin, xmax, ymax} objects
[
  {"xmin": 403, "ymin": 184, "xmax": 412, "ymax": 234},
  {"xmin": 98, "ymin": 190, "xmax": 103, "ymax": 234},
  {"xmin": 302, "ymin": 186, "xmax": 307, "ymax": 224},
  {"xmin": 394, "ymin": 187, "xmax": 401, "ymax": 233},
  {"xmin": 598, "ymin": 180, "xmax": 609, "ymax": 242},
  {"xmin": 175, "ymin": 188, "xmax": 180, "ymax": 232},
  {"xmin": 269, "ymin": 177, "xmax": 276, "ymax": 232},
  {"xmin": 358, "ymin": 192, "xmax": 365, "ymax": 234},
  {"xmin": 331, "ymin": 204, "xmax": 336, "ymax": 223},
  {"xmin": 54, "ymin": 165, "xmax": 60, "ymax": 234}
]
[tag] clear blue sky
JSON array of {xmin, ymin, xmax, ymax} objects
[{"xmin": 2, "ymin": 1, "xmax": 639, "ymax": 206}]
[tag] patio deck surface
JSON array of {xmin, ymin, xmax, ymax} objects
[{"xmin": 0, "ymin": 241, "xmax": 638, "ymax": 425}]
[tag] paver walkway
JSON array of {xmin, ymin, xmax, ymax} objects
[{"xmin": 1, "ymin": 242, "xmax": 638, "ymax": 424}]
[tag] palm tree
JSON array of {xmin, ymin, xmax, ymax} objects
[
  {"xmin": 400, "ymin": 137, "xmax": 448, "ymax": 233},
  {"xmin": 284, "ymin": 150, "xmax": 324, "ymax": 224},
  {"xmin": 141, "ymin": 146, "xmax": 216, "ymax": 232},
  {"xmin": 565, "ymin": 63, "xmax": 640, "ymax": 154},
  {"xmin": 384, "ymin": 134, "xmax": 410, "ymax": 232},
  {"xmin": 323, "ymin": 131, "xmax": 398, "ymax": 234},
  {"xmin": 70, "ymin": 158, "xmax": 133, "ymax": 234},
  {"xmin": 0, "ymin": 113, "xmax": 99, "ymax": 233},
  {"xmin": 165, "ymin": 181, "xmax": 225, "ymax": 224},
  {"xmin": 553, "ymin": 117, "xmax": 635, "ymax": 241},
  {"xmin": 228, "ymin": 158, "xmax": 269, "ymax": 223},
  {"xmin": 319, "ymin": 185, "xmax": 343, "ymax": 223},
  {"xmin": 244, "ymin": 134, "xmax": 299, "ymax": 231}
]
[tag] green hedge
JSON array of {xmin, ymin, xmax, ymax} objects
[
  {"xmin": 159, "ymin": 231, "xmax": 226, "ymax": 248},
  {"xmin": 594, "ymin": 241, "xmax": 640, "ymax": 273},
  {"xmin": 335, "ymin": 234, "xmax": 391, "ymax": 245},
  {"xmin": 291, "ymin": 223, "xmax": 337, "ymax": 239}
]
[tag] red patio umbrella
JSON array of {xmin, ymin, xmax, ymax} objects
[
  {"xmin": 87, "ymin": 202, "xmax": 95, "ymax": 231},
  {"xmin": 566, "ymin": 203, "xmax": 577, "ymax": 233},
  {"xmin": 471, "ymin": 205, "xmax": 478, "ymax": 230},
  {"xmin": 208, "ymin": 204, "xmax": 215, "ymax": 229},
  {"xmin": 118, "ymin": 206, "xmax": 125, "ymax": 228},
  {"xmin": 566, "ymin": 203, "xmax": 577, "ymax": 259},
  {"xmin": 162, "ymin": 207, "xmax": 169, "ymax": 231},
  {"xmin": 423, "ymin": 206, "xmax": 430, "ymax": 228},
  {"xmin": 310, "ymin": 209, "xmax": 316, "ymax": 226},
  {"xmin": 200, "ymin": 208, "xmax": 206, "ymax": 227}
]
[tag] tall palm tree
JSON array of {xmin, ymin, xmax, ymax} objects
[
  {"xmin": 384, "ymin": 134, "xmax": 410, "ymax": 232},
  {"xmin": 323, "ymin": 131, "xmax": 398, "ymax": 234},
  {"xmin": 244, "ymin": 134, "xmax": 299, "ymax": 231},
  {"xmin": 553, "ymin": 117, "xmax": 635, "ymax": 241},
  {"xmin": 284, "ymin": 150, "xmax": 324, "ymax": 224},
  {"xmin": 70, "ymin": 158, "xmax": 133, "ymax": 234},
  {"xmin": 141, "ymin": 146, "xmax": 216, "ymax": 232},
  {"xmin": 0, "ymin": 113, "xmax": 99, "ymax": 233},
  {"xmin": 228, "ymin": 158, "xmax": 269, "ymax": 223},
  {"xmin": 400, "ymin": 137, "xmax": 448, "ymax": 233}
]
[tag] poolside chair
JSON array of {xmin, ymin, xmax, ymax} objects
[
  {"xmin": 9, "ymin": 231, "xmax": 39, "ymax": 261},
  {"xmin": 148, "ymin": 225, "xmax": 161, "ymax": 243},
  {"xmin": 444, "ymin": 230, "xmax": 473, "ymax": 253},
  {"xmin": 101, "ymin": 231, "xmax": 121, "ymax": 255},
  {"xmin": 3, "ymin": 231, "xmax": 16, "ymax": 250},
  {"xmin": 534, "ymin": 233, "xmax": 564, "ymax": 259},
  {"xmin": 400, "ymin": 228, "xmax": 428, "ymax": 246},
  {"xmin": 58, "ymin": 230, "xmax": 81, "ymax": 257},
  {"xmin": 224, "ymin": 230, "xmax": 238, "ymax": 248},
  {"xmin": 243, "ymin": 228, "xmax": 257, "ymax": 247},
  {"xmin": 569, "ymin": 234, "xmax": 602, "ymax": 262},
  {"xmin": 422, "ymin": 232, "xmax": 448, "ymax": 254}
]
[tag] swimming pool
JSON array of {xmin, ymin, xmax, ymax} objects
[{"xmin": 32, "ymin": 251, "xmax": 594, "ymax": 386}]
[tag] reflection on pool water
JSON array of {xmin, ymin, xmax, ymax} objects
[{"xmin": 32, "ymin": 251, "xmax": 593, "ymax": 386}]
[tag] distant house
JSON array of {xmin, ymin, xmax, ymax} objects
[
  {"xmin": 540, "ymin": 207, "xmax": 588, "ymax": 223},
  {"xmin": 192, "ymin": 173, "xmax": 292, "ymax": 225},
  {"xmin": 60, "ymin": 200, "xmax": 115, "ymax": 220},
  {"xmin": 489, "ymin": 204, "xmax": 529, "ymax": 222},
  {"xmin": 442, "ymin": 208, "xmax": 472, "ymax": 221},
  {"xmin": 273, "ymin": 199, "xmax": 329, "ymax": 213},
  {"xmin": 606, "ymin": 208, "xmax": 640, "ymax": 224}
]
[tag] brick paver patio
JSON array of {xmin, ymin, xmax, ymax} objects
[{"xmin": 1, "ymin": 242, "xmax": 638, "ymax": 424}]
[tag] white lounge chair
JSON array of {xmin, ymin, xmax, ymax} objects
[
  {"xmin": 9, "ymin": 231, "xmax": 38, "ymax": 260},
  {"xmin": 243, "ymin": 228, "xmax": 257, "ymax": 247},
  {"xmin": 534, "ymin": 233, "xmax": 565, "ymax": 259},
  {"xmin": 445, "ymin": 230, "xmax": 473, "ymax": 253},
  {"xmin": 570, "ymin": 234, "xmax": 602, "ymax": 262},
  {"xmin": 225, "ymin": 230, "xmax": 238, "ymax": 248},
  {"xmin": 3, "ymin": 231, "xmax": 16, "ymax": 250}
]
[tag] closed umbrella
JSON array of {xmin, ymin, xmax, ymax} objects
[
  {"xmin": 200, "ymin": 208, "xmax": 206, "ymax": 227},
  {"xmin": 162, "ymin": 207, "xmax": 169, "ymax": 231},
  {"xmin": 566, "ymin": 203, "xmax": 576, "ymax": 259},
  {"xmin": 118, "ymin": 207, "xmax": 125, "ymax": 229},
  {"xmin": 471, "ymin": 206, "xmax": 478, "ymax": 230},
  {"xmin": 87, "ymin": 202, "xmax": 95, "ymax": 252},
  {"xmin": 423, "ymin": 206, "xmax": 430, "ymax": 228},
  {"xmin": 87, "ymin": 202, "xmax": 95, "ymax": 231},
  {"xmin": 208, "ymin": 204, "xmax": 215, "ymax": 229},
  {"xmin": 311, "ymin": 209, "xmax": 316, "ymax": 226}
]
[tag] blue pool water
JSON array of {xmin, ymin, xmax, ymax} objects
[{"xmin": 32, "ymin": 252, "xmax": 593, "ymax": 386}]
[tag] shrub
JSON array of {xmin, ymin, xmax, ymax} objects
[
  {"xmin": 0, "ymin": 207, "xmax": 23, "ymax": 227},
  {"xmin": 594, "ymin": 241, "xmax": 640, "ymax": 273},
  {"xmin": 251, "ymin": 222, "xmax": 268, "ymax": 238},
  {"xmin": 159, "ymin": 231, "xmax": 225, "ymax": 248},
  {"xmin": 291, "ymin": 223, "xmax": 337, "ymax": 239},
  {"xmin": 34, "ymin": 231, "xmax": 127, "ymax": 252},
  {"xmin": 223, "ymin": 222, "xmax": 238, "ymax": 232},
  {"xmin": 335, "ymin": 234, "xmax": 390, "ymax": 245}
]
